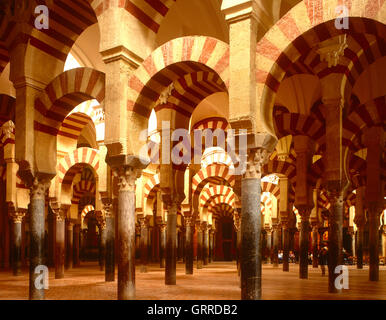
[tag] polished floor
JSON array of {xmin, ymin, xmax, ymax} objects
[{"xmin": 0, "ymin": 262, "xmax": 385, "ymax": 300}]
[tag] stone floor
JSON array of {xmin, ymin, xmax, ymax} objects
[{"xmin": 0, "ymin": 262, "xmax": 385, "ymax": 300}]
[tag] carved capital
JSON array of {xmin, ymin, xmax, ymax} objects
[
  {"xmin": 30, "ymin": 177, "xmax": 50, "ymax": 200},
  {"xmin": 244, "ymin": 148, "xmax": 270, "ymax": 179},
  {"xmin": 114, "ymin": 166, "xmax": 142, "ymax": 192},
  {"xmin": 99, "ymin": 219, "xmax": 106, "ymax": 230},
  {"xmin": 185, "ymin": 216, "xmax": 194, "ymax": 228},
  {"xmin": 139, "ymin": 217, "xmax": 149, "ymax": 228},
  {"xmin": 103, "ymin": 202, "xmax": 113, "ymax": 218},
  {"xmin": 54, "ymin": 209, "xmax": 66, "ymax": 222},
  {"xmin": 159, "ymin": 223, "xmax": 167, "ymax": 232},
  {"xmin": 9, "ymin": 210, "xmax": 26, "ymax": 223}
]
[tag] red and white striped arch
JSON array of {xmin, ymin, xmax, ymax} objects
[
  {"xmin": 257, "ymin": 0, "xmax": 386, "ymax": 131},
  {"xmin": 0, "ymin": 1, "xmax": 97, "ymax": 73},
  {"xmin": 155, "ymin": 71, "xmax": 227, "ymax": 119},
  {"xmin": 261, "ymin": 182, "xmax": 280, "ymax": 200},
  {"xmin": 274, "ymin": 112, "xmax": 325, "ymax": 149},
  {"xmin": 72, "ymin": 180, "xmax": 96, "ymax": 205},
  {"xmin": 143, "ymin": 173, "xmax": 160, "ymax": 200},
  {"xmin": 81, "ymin": 204, "xmax": 95, "ymax": 221},
  {"xmin": 35, "ymin": 67, "xmax": 105, "ymax": 136},
  {"xmin": 90, "ymin": 0, "xmax": 176, "ymax": 34},
  {"xmin": 57, "ymin": 147, "xmax": 99, "ymax": 184},
  {"xmin": 261, "ymin": 192, "xmax": 273, "ymax": 216},
  {"xmin": 192, "ymin": 163, "xmax": 235, "ymax": 197},
  {"xmin": 343, "ymin": 95, "xmax": 386, "ymax": 151},
  {"xmin": 209, "ymin": 202, "xmax": 235, "ymax": 221},
  {"xmin": 127, "ymin": 36, "xmax": 229, "ymax": 118},
  {"xmin": 192, "ymin": 117, "xmax": 229, "ymax": 132},
  {"xmin": 200, "ymin": 185, "xmax": 236, "ymax": 209},
  {"xmin": 262, "ymin": 159, "xmax": 296, "ymax": 187}
]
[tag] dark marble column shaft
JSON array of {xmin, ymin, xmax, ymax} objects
[
  {"xmin": 368, "ymin": 205, "xmax": 381, "ymax": 281},
  {"xmin": 73, "ymin": 224, "xmax": 80, "ymax": 268},
  {"xmin": 159, "ymin": 223, "xmax": 166, "ymax": 268},
  {"xmin": 241, "ymin": 176, "xmax": 262, "ymax": 300},
  {"xmin": 203, "ymin": 223, "xmax": 209, "ymax": 265},
  {"xmin": 116, "ymin": 166, "xmax": 140, "ymax": 300},
  {"xmin": 185, "ymin": 217, "xmax": 194, "ymax": 274},
  {"xmin": 282, "ymin": 225, "xmax": 290, "ymax": 272},
  {"xmin": 140, "ymin": 218, "xmax": 149, "ymax": 273},
  {"xmin": 165, "ymin": 202, "xmax": 177, "ymax": 285},
  {"xmin": 312, "ymin": 226, "xmax": 318, "ymax": 268},
  {"xmin": 29, "ymin": 178, "xmax": 50, "ymax": 300},
  {"xmin": 105, "ymin": 206, "xmax": 115, "ymax": 281},
  {"xmin": 196, "ymin": 223, "xmax": 203, "ymax": 269},
  {"xmin": 55, "ymin": 213, "xmax": 65, "ymax": 279},
  {"xmin": 65, "ymin": 222, "xmax": 73, "ymax": 270}
]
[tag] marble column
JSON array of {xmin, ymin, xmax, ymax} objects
[
  {"xmin": 29, "ymin": 178, "xmax": 50, "ymax": 300},
  {"xmin": 159, "ymin": 223, "xmax": 166, "ymax": 268},
  {"xmin": 115, "ymin": 165, "xmax": 142, "ymax": 300},
  {"xmin": 47, "ymin": 210, "xmax": 55, "ymax": 268},
  {"xmin": 196, "ymin": 221, "xmax": 203, "ymax": 269},
  {"xmin": 240, "ymin": 148, "xmax": 269, "ymax": 300},
  {"xmin": 326, "ymin": 182, "xmax": 345, "ymax": 293},
  {"xmin": 99, "ymin": 221, "xmax": 106, "ymax": 272},
  {"xmin": 10, "ymin": 210, "xmax": 26, "ymax": 276},
  {"xmin": 209, "ymin": 228, "xmax": 214, "ymax": 263},
  {"xmin": 312, "ymin": 225, "xmax": 319, "ymax": 268},
  {"xmin": 272, "ymin": 223, "xmax": 280, "ymax": 267},
  {"xmin": 297, "ymin": 208, "xmax": 311, "ymax": 279},
  {"xmin": 282, "ymin": 224, "xmax": 290, "ymax": 272},
  {"xmin": 165, "ymin": 202, "xmax": 178, "ymax": 285},
  {"xmin": 55, "ymin": 209, "xmax": 65, "ymax": 279},
  {"xmin": 266, "ymin": 229, "xmax": 272, "ymax": 264},
  {"xmin": 356, "ymin": 227, "xmax": 364, "ymax": 269},
  {"xmin": 104, "ymin": 203, "xmax": 115, "ymax": 282},
  {"xmin": 65, "ymin": 222, "xmax": 73, "ymax": 270},
  {"xmin": 354, "ymin": 187, "xmax": 365, "ymax": 270},
  {"xmin": 202, "ymin": 222, "xmax": 209, "ymax": 266},
  {"xmin": 382, "ymin": 226, "xmax": 386, "ymax": 260},
  {"xmin": 185, "ymin": 217, "xmax": 194, "ymax": 274},
  {"xmin": 73, "ymin": 224, "xmax": 80, "ymax": 268},
  {"xmin": 139, "ymin": 217, "xmax": 149, "ymax": 273},
  {"xmin": 368, "ymin": 203, "xmax": 382, "ymax": 281}
]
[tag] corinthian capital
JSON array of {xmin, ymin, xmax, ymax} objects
[
  {"xmin": 9, "ymin": 209, "xmax": 26, "ymax": 223},
  {"xmin": 30, "ymin": 177, "xmax": 51, "ymax": 200},
  {"xmin": 114, "ymin": 166, "xmax": 142, "ymax": 192},
  {"xmin": 244, "ymin": 148, "xmax": 270, "ymax": 179}
]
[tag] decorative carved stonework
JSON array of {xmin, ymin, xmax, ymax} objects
[
  {"xmin": 9, "ymin": 210, "xmax": 26, "ymax": 223},
  {"xmin": 316, "ymin": 34, "xmax": 348, "ymax": 68},
  {"xmin": 30, "ymin": 178, "xmax": 50, "ymax": 200},
  {"xmin": 244, "ymin": 148, "xmax": 270, "ymax": 179},
  {"xmin": 185, "ymin": 216, "xmax": 193, "ymax": 227},
  {"xmin": 159, "ymin": 83, "xmax": 174, "ymax": 105},
  {"xmin": 139, "ymin": 217, "xmax": 148, "ymax": 229},
  {"xmin": 159, "ymin": 223, "xmax": 167, "ymax": 232},
  {"xmin": 115, "ymin": 166, "xmax": 142, "ymax": 192},
  {"xmin": 103, "ymin": 202, "xmax": 113, "ymax": 218},
  {"xmin": 54, "ymin": 209, "xmax": 66, "ymax": 222},
  {"xmin": 99, "ymin": 219, "xmax": 106, "ymax": 230},
  {"xmin": 1, "ymin": 120, "xmax": 15, "ymax": 139}
]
